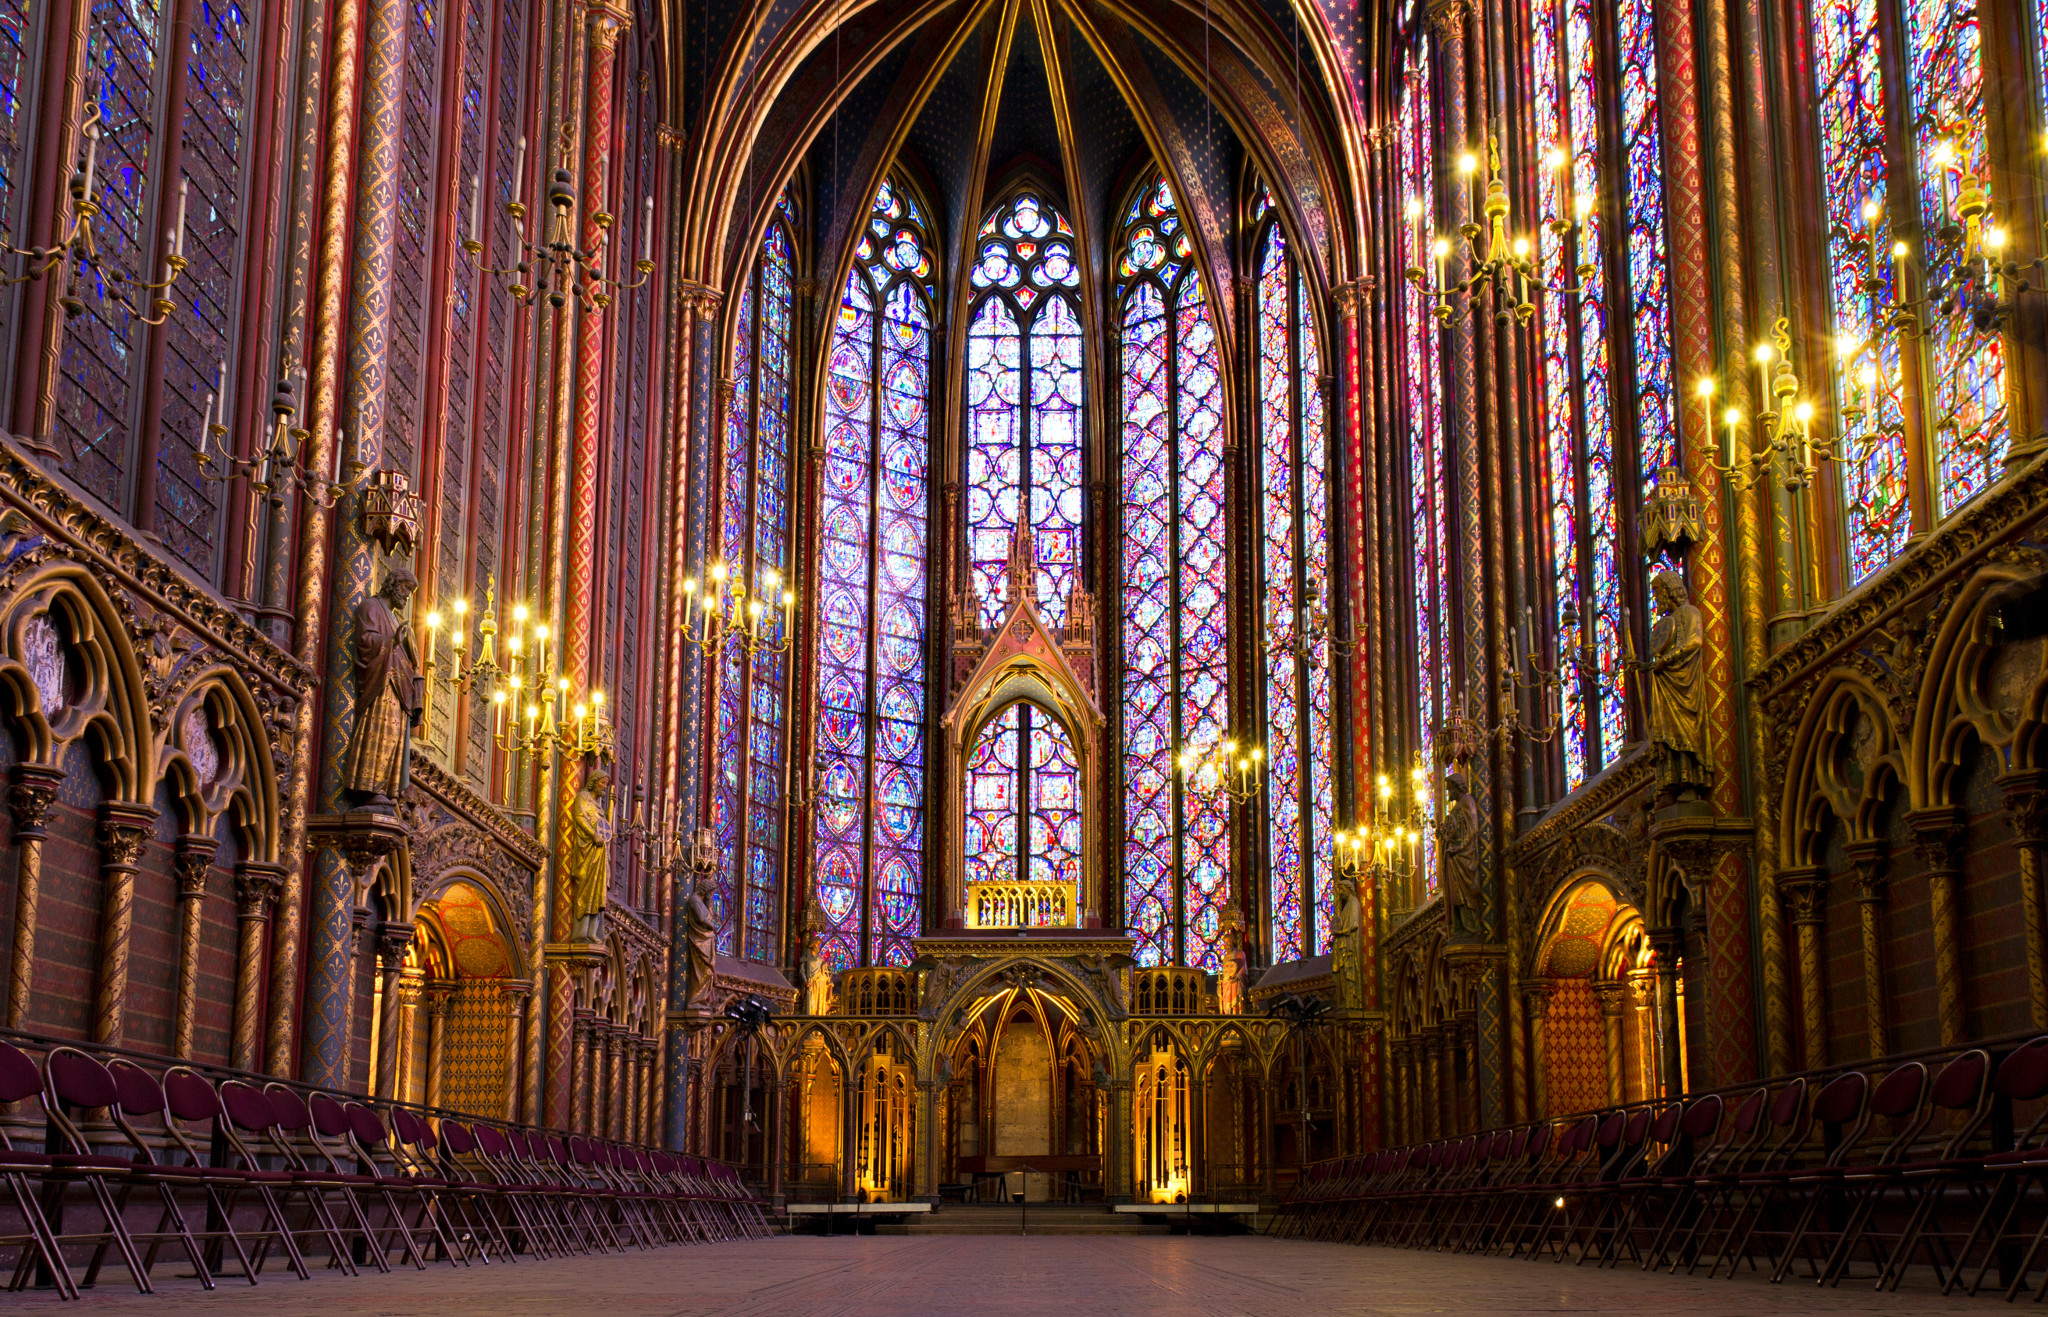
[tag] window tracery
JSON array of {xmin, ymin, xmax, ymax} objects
[
  {"xmin": 960, "ymin": 187, "xmax": 1086, "ymax": 908},
  {"xmin": 1116, "ymin": 176, "xmax": 1231, "ymax": 969},
  {"xmin": 1254, "ymin": 189, "xmax": 1335, "ymax": 960},
  {"xmin": 713, "ymin": 191, "xmax": 798, "ymax": 960},
  {"xmin": 814, "ymin": 178, "xmax": 934, "ymax": 970}
]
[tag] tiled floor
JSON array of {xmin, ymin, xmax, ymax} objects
[{"xmin": 37, "ymin": 1234, "xmax": 2000, "ymax": 1315}]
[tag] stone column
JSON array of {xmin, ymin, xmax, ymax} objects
[
  {"xmin": 1592, "ymin": 980, "xmax": 1628, "ymax": 1106},
  {"xmin": 570, "ymin": 1009, "xmax": 594, "ymax": 1134},
  {"xmin": 92, "ymin": 804, "xmax": 156, "ymax": 1046},
  {"xmin": 230, "ymin": 862, "xmax": 284, "ymax": 1070},
  {"xmin": 1523, "ymin": 984, "xmax": 1554, "ymax": 1121},
  {"xmin": 171, "ymin": 836, "xmax": 219, "ymax": 1059},
  {"xmin": 501, "ymin": 980, "xmax": 531, "ymax": 1123},
  {"xmin": 1422, "ymin": 1028, "xmax": 1443, "ymax": 1141},
  {"xmin": 1455, "ymin": 1014, "xmax": 1478, "ymax": 1135},
  {"xmin": 1774, "ymin": 869, "xmax": 1829, "ymax": 1069},
  {"xmin": 1630, "ymin": 973, "xmax": 1656, "ymax": 1099},
  {"xmin": 1647, "ymin": 927, "xmax": 1687, "ymax": 1096},
  {"xmin": 1389, "ymin": 1038, "xmax": 1409, "ymax": 1146},
  {"xmin": 374, "ymin": 922, "xmax": 413, "ymax": 1099},
  {"xmin": 1845, "ymin": 840, "xmax": 1891, "ymax": 1057},
  {"xmin": 2002, "ymin": 772, "xmax": 2048, "ymax": 1031},
  {"xmin": 424, "ymin": 984, "xmax": 454, "ymax": 1109},
  {"xmin": 5, "ymin": 765, "xmax": 62, "ymax": 1030},
  {"xmin": 608, "ymin": 1024, "xmax": 626, "ymax": 1140},
  {"xmin": 1909, "ymin": 809, "xmax": 1967, "ymax": 1046}
]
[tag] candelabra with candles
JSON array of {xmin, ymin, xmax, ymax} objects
[
  {"xmin": 1697, "ymin": 317, "xmax": 1843, "ymax": 498},
  {"xmin": 1404, "ymin": 135, "xmax": 1594, "ymax": 328},
  {"xmin": 1267, "ymin": 578, "xmax": 1354, "ymax": 664},
  {"xmin": 194, "ymin": 374, "xmax": 380, "ymax": 507},
  {"xmin": 1502, "ymin": 588, "xmax": 1640, "ymax": 745},
  {"xmin": 419, "ymin": 588, "xmax": 612, "ymax": 764},
  {"xmin": 1178, "ymin": 736, "xmax": 1265, "ymax": 807},
  {"xmin": 460, "ymin": 137, "xmax": 655, "ymax": 310},
  {"xmin": 616, "ymin": 785, "xmax": 689, "ymax": 897},
  {"xmin": 2, "ymin": 96, "xmax": 192, "ymax": 322},
  {"xmin": 679, "ymin": 559, "xmax": 798, "ymax": 659},
  {"xmin": 1334, "ymin": 760, "xmax": 1430, "ymax": 888}
]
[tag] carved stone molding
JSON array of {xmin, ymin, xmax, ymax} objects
[
  {"xmin": 309, "ymin": 810, "xmax": 409, "ymax": 905},
  {"xmin": 1752, "ymin": 451, "xmax": 2048, "ymax": 706},
  {"xmin": 1844, "ymin": 838, "xmax": 1890, "ymax": 904},
  {"xmin": 1591, "ymin": 980, "xmax": 1628, "ymax": 1017},
  {"xmin": 7, "ymin": 764, "xmax": 60, "ymax": 835},
  {"xmin": 1907, "ymin": 807, "xmax": 1965, "ymax": 874},
  {"xmin": 1521, "ymin": 980, "xmax": 1555, "ymax": 1020},
  {"xmin": 173, "ymin": 837, "xmax": 218, "ymax": 900},
  {"xmin": 235, "ymin": 862, "xmax": 285, "ymax": 920},
  {"xmin": 0, "ymin": 435, "xmax": 313, "ymax": 705},
  {"xmin": 98, "ymin": 810, "xmax": 152, "ymax": 869},
  {"xmin": 1776, "ymin": 866, "xmax": 1830, "ymax": 925},
  {"xmin": 2002, "ymin": 770, "xmax": 2048, "ymax": 847}
]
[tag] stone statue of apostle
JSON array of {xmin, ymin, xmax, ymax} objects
[
  {"xmin": 344, "ymin": 563, "xmax": 424, "ymax": 804},
  {"xmin": 1646, "ymin": 569, "xmax": 1713, "ymax": 804},
  {"xmin": 563, "ymin": 765, "xmax": 613, "ymax": 942}
]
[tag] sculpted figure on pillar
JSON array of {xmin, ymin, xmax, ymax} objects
[
  {"xmin": 344, "ymin": 562, "xmax": 424, "ymax": 805},
  {"xmin": 801, "ymin": 929, "xmax": 833, "ymax": 1016},
  {"xmin": 1439, "ymin": 770, "xmax": 1482, "ymax": 937},
  {"xmin": 1331, "ymin": 872, "xmax": 1364, "ymax": 1008},
  {"xmin": 1216, "ymin": 914, "xmax": 1248, "ymax": 1016},
  {"xmin": 563, "ymin": 765, "xmax": 614, "ymax": 943},
  {"xmin": 1646, "ymin": 569, "xmax": 1713, "ymax": 805},
  {"xmin": 681, "ymin": 868, "xmax": 719, "ymax": 1011}
]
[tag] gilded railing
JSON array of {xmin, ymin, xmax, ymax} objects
[{"xmin": 966, "ymin": 881, "xmax": 1074, "ymax": 929}]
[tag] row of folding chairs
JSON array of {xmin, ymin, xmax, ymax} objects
[
  {"xmin": 0, "ymin": 1039, "xmax": 769, "ymax": 1297},
  {"xmin": 1269, "ymin": 1036, "xmax": 2048, "ymax": 1297}
]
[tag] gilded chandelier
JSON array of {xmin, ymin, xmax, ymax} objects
[{"xmin": 680, "ymin": 559, "xmax": 798, "ymax": 659}]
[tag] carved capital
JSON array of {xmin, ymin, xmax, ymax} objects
[
  {"xmin": 1424, "ymin": 0, "xmax": 1469, "ymax": 38},
  {"xmin": 655, "ymin": 122, "xmax": 685, "ymax": 153},
  {"xmin": 2000, "ymin": 771, "xmax": 2048, "ymax": 848},
  {"xmin": 1843, "ymin": 839, "xmax": 1889, "ymax": 904},
  {"xmin": 98, "ymin": 805, "xmax": 155, "ymax": 869},
  {"xmin": 311, "ymin": 810, "xmax": 408, "ymax": 905},
  {"xmin": 1776, "ymin": 866, "xmax": 1829, "ymax": 925},
  {"xmin": 1521, "ymin": 980, "xmax": 1556, "ymax": 1021},
  {"xmin": 1590, "ymin": 980, "xmax": 1629, "ymax": 1017},
  {"xmin": 7, "ymin": 764, "xmax": 62, "ymax": 836},
  {"xmin": 376, "ymin": 921, "xmax": 415, "ymax": 965},
  {"xmin": 234, "ymin": 862, "xmax": 286, "ymax": 920},
  {"xmin": 1906, "ymin": 807, "xmax": 1965, "ymax": 875},
  {"xmin": 584, "ymin": 0, "xmax": 630, "ymax": 49},
  {"xmin": 174, "ymin": 837, "xmax": 219, "ymax": 900},
  {"xmin": 1646, "ymin": 924, "xmax": 1687, "ymax": 967}
]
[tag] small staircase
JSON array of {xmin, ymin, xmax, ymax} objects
[{"xmin": 887, "ymin": 1204, "xmax": 1169, "ymax": 1236}]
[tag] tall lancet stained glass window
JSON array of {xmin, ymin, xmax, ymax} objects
[
  {"xmin": 1253, "ymin": 192, "xmax": 1336, "ymax": 961},
  {"xmin": 1533, "ymin": 0, "xmax": 1624, "ymax": 792},
  {"xmin": 961, "ymin": 188, "xmax": 1086, "ymax": 896},
  {"xmin": 1812, "ymin": 0, "xmax": 1909, "ymax": 579},
  {"xmin": 1117, "ymin": 178, "xmax": 1230, "ymax": 969},
  {"xmin": 1397, "ymin": 42, "xmax": 1446, "ymax": 900},
  {"xmin": 814, "ymin": 180, "xmax": 934, "ymax": 971},
  {"xmin": 1906, "ymin": 0, "xmax": 2004, "ymax": 513},
  {"xmin": 711, "ymin": 191, "xmax": 798, "ymax": 960}
]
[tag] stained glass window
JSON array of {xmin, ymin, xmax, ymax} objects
[
  {"xmin": 0, "ymin": 0, "xmax": 31, "ymax": 267},
  {"xmin": 966, "ymin": 189, "xmax": 1083, "ymax": 631},
  {"xmin": 1397, "ymin": 42, "xmax": 1445, "ymax": 900},
  {"xmin": 153, "ymin": 0, "xmax": 250, "ymax": 579},
  {"xmin": 960, "ymin": 188, "xmax": 1086, "ymax": 905},
  {"xmin": 1906, "ymin": 0, "xmax": 2005, "ymax": 514},
  {"xmin": 1618, "ymin": 0, "xmax": 1675, "ymax": 505},
  {"xmin": 1533, "ymin": 0, "xmax": 1624, "ymax": 791},
  {"xmin": 1813, "ymin": 0, "xmax": 1910, "ymax": 579},
  {"xmin": 711, "ymin": 195, "xmax": 797, "ymax": 961},
  {"xmin": 56, "ymin": 0, "xmax": 164, "ymax": 502},
  {"xmin": 814, "ymin": 179, "xmax": 933, "ymax": 971},
  {"xmin": 1117, "ymin": 177, "xmax": 1230, "ymax": 969},
  {"xmin": 1255, "ymin": 202, "xmax": 1336, "ymax": 960}
]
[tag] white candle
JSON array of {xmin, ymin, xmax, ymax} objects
[
  {"xmin": 513, "ymin": 136, "xmax": 528, "ymax": 199},
  {"xmin": 469, "ymin": 173, "xmax": 482, "ymax": 244},
  {"xmin": 641, "ymin": 194, "xmax": 654, "ymax": 263},
  {"xmin": 172, "ymin": 178, "xmax": 188, "ymax": 258},
  {"xmin": 213, "ymin": 361, "xmax": 227, "ymax": 429},
  {"xmin": 82, "ymin": 121, "xmax": 99, "ymax": 199}
]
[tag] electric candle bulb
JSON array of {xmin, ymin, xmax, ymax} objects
[
  {"xmin": 513, "ymin": 604, "xmax": 528, "ymax": 624},
  {"xmin": 1753, "ymin": 343, "xmax": 1773, "ymax": 365},
  {"xmin": 1512, "ymin": 236, "xmax": 1529, "ymax": 257},
  {"xmin": 1542, "ymin": 146, "xmax": 1564, "ymax": 170},
  {"xmin": 453, "ymin": 598, "xmax": 467, "ymax": 617},
  {"xmin": 1987, "ymin": 226, "xmax": 2008, "ymax": 252},
  {"xmin": 1431, "ymin": 238, "xmax": 1448, "ymax": 259},
  {"xmin": 1404, "ymin": 198, "xmax": 1422, "ymax": 219},
  {"xmin": 1696, "ymin": 378, "xmax": 1715, "ymax": 398},
  {"xmin": 1723, "ymin": 407, "xmax": 1741, "ymax": 428},
  {"xmin": 1794, "ymin": 401, "xmax": 1814, "ymax": 425},
  {"xmin": 1457, "ymin": 151, "xmax": 1478, "ymax": 175}
]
